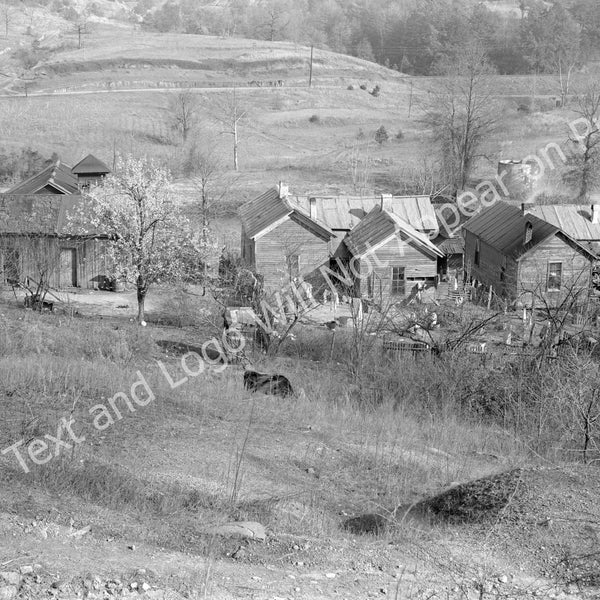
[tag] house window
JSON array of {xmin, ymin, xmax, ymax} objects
[
  {"xmin": 286, "ymin": 254, "xmax": 299, "ymax": 280},
  {"xmin": 391, "ymin": 266, "xmax": 405, "ymax": 295},
  {"xmin": 474, "ymin": 239, "xmax": 480, "ymax": 266},
  {"xmin": 547, "ymin": 262, "xmax": 562, "ymax": 291},
  {"xmin": 524, "ymin": 222, "xmax": 533, "ymax": 245}
]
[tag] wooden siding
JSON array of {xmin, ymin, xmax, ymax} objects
[
  {"xmin": 517, "ymin": 235, "xmax": 592, "ymax": 307},
  {"xmin": 465, "ymin": 230, "xmax": 593, "ymax": 306},
  {"xmin": 254, "ymin": 218, "xmax": 331, "ymax": 289},
  {"xmin": 0, "ymin": 235, "xmax": 109, "ymax": 290},
  {"xmin": 353, "ymin": 235, "xmax": 438, "ymax": 302}
]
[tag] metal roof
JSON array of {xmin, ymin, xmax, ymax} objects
[
  {"xmin": 6, "ymin": 161, "xmax": 78, "ymax": 195},
  {"xmin": 0, "ymin": 194, "xmax": 103, "ymax": 237},
  {"xmin": 71, "ymin": 154, "xmax": 111, "ymax": 175},
  {"xmin": 529, "ymin": 205, "xmax": 600, "ymax": 242},
  {"xmin": 293, "ymin": 195, "xmax": 438, "ymax": 232},
  {"xmin": 463, "ymin": 201, "xmax": 595, "ymax": 259},
  {"xmin": 344, "ymin": 207, "xmax": 444, "ymax": 258},
  {"xmin": 239, "ymin": 188, "xmax": 334, "ymax": 240}
]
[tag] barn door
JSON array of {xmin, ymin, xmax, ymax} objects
[{"xmin": 59, "ymin": 248, "xmax": 77, "ymax": 288}]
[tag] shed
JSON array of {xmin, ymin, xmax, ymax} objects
[
  {"xmin": 6, "ymin": 161, "xmax": 78, "ymax": 195},
  {"xmin": 0, "ymin": 194, "xmax": 109, "ymax": 290},
  {"xmin": 71, "ymin": 154, "xmax": 111, "ymax": 189}
]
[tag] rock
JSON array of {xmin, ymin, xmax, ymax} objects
[
  {"xmin": 130, "ymin": 582, "xmax": 138, "ymax": 590},
  {"xmin": 231, "ymin": 547, "xmax": 246, "ymax": 560},
  {"xmin": 206, "ymin": 521, "xmax": 266, "ymax": 542},
  {"xmin": 141, "ymin": 582, "xmax": 151, "ymax": 592},
  {"xmin": 19, "ymin": 566, "xmax": 33, "ymax": 575},
  {"xmin": 498, "ymin": 575, "xmax": 508, "ymax": 584},
  {"xmin": 0, "ymin": 586, "xmax": 17, "ymax": 600},
  {"xmin": 325, "ymin": 573, "xmax": 336, "ymax": 579},
  {"xmin": 0, "ymin": 574, "xmax": 19, "ymax": 587}
]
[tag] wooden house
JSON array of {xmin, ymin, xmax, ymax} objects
[
  {"xmin": 0, "ymin": 194, "xmax": 109, "ymax": 290},
  {"xmin": 462, "ymin": 202, "xmax": 596, "ymax": 307},
  {"xmin": 239, "ymin": 184, "xmax": 336, "ymax": 290},
  {"xmin": 6, "ymin": 161, "xmax": 79, "ymax": 195},
  {"xmin": 71, "ymin": 154, "xmax": 111, "ymax": 190},
  {"xmin": 341, "ymin": 206, "xmax": 444, "ymax": 303}
]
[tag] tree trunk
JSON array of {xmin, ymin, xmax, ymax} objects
[
  {"xmin": 233, "ymin": 121, "xmax": 238, "ymax": 171},
  {"xmin": 137, "ymin": 279, "xmax": 147, "ymax": 322}
]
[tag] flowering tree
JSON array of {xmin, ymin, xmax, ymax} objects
[{"xmin": 83, "ymin": 155, "xmax": 204, "ymax": 322}]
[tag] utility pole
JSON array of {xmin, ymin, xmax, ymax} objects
[
  {"xmin": 308, "ymin": 45, "xmax": 313, "ymax": 88},
  {"xmin": 408, "ymin": 80, "xmax": 413, "ymax": 118}
]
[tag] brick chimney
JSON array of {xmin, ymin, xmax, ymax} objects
[
  {"xmin": 592, "ymin": 205, "xmax": 600, "ymax": 224},
  {"xmin": 309, "ymin": 197, "xmax": 317, "ymax": 220}
]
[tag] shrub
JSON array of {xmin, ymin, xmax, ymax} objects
[
  {"xmin": 308, "ymin": 114, "xmax": 320, "ymax": 124},
  {"xmin": 371, "ymin": 85, "xmax": 380, "ymax": 97},
  {"xmin": 356, "ymin": 128, "xmax": 365, "ymax": 140},
  {"xmin": 396, "ymin": 130, "xmax": 404, "ymax": 141},
  {"xmin": 359, "ymin": 84, "xmax": 367, "ymax": 90},
  {"xmin": 347, "ymin": 84, "xmax": 354, "ymax": 90},
  {"xmin": 374, "ymin": 125, "xmax": 389, "ymax": 145}
]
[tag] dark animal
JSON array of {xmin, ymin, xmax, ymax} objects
[{"xmin": 243, "ymin": 370, "xmax": 294, "ymax": 397}]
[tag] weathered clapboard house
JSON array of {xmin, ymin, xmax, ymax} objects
[
  {"xmin": 239, "ymin": 185, "xmax": 447, "ymax": 294},
  {"xmin": 341, "ymin": 206, "xmax": 444, "ymax": 303},
  {"xmin": 239, "ymin": 184, "xmax": 336, "ymax": 289},
  {"xmin": 0, "ymin": 194, "xmax": 109, "ymax": 290},
  {"xmin": 71, "ymin": 154, "xmax": 111, "ymax": 190},
  {"xmin": 463, "ymin": 201, "xmax": 595, "ymax": 306}
]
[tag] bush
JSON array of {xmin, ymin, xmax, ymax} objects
[
  {"xmin": 308, "ymin": 114, "xmax": 320, "ymax": 124},
  {"xmin": 371, "ymin": 85, "xmax": 380, "ymax": 97},
  {"xmin": 356, "ymin": 128, "xmax": 365, "ymax": 140},
  {"xmin": 396, "ymin": 130, "xmax": 404, "ymax": 141},
  {"xmin": 359, "ymin": 84, "xmax": 367, "ymax": 90},
  {"xmin": 374, "ymin": 125, "xmax": 389, "ymax": 145},
  {"xmin": 347, "ymin": 84, "xmax": 354, "ymax": 90}
]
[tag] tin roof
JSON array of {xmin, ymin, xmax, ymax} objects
[
  {"xmin": 6, "ymin": 161, "xmax": 78, "ymax": 195},
  {"xmin": 344, "ymin": 207, "xmax": 444, "ymax": 258},
  {"xmin": 529, "ymin": 205, "xmax": 600, "ymax": 242},
  {"xmin": 293, "ymin": 194, "xmax": 438, "ymax": 232},
  {"xmin": 239, "ymin": 188, "xmax": 334, "ymax": 240},
  {"xmin": 463, "ymin": 201, "xmax": 595, "ymax": 259},
  {"xmin": 71, "ymin": 154, "xmax": 111, "ymax": 175},
  {"xmin": 0, "ymin": 194, "xmax": 103, "ymax": 237}
]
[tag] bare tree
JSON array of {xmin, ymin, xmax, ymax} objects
[
  {"xmin": 168, "ymin": 89, "xmax": 198, "ymax": 144},
  {"xmin": 214, "ymin": 88, "xmax": 247, "ymax": 171},
  {"xmin": 1, "ymin": 3, "xmax": 12, "ymax": 38},
  {"xmin": 421, "ymin": 40, "xmax": 498, "ymax": 194},
  {"xmin": 564, "ymin": 84, "xmax": 600, "ymax": 200},
  {"xmin": 183, "ymin": 139, "xmax": 236, "ymax": 293}
]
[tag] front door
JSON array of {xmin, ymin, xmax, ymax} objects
[{"xmin": 59, "ymin": 248, "xmax": 77, "ymax": 288}]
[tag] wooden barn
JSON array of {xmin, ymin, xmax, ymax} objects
[
  {"xmin": 0, "ymin": 194, "xmax": 110, "ymax": 290},
  {"xmin": 341, "ymin": 206, "xmax": 444, "ymax": 304},
  {"xmin": 462, "ymin": 202, "xmax": 596, "ymax": 306},
  {"xmin": 71, "ymin": 154, "xmax": 111, "ymax": 190},
  {"xmin": 239, "ymin": 184, "xmax": 336, "ymax": 290}
]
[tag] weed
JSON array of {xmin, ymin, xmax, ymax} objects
[{"xmin": 308, "ymin": 114, "xmax": 320, "ymax": 124}]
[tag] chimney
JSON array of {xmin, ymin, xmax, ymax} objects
[
  {"xmin": 278, "ymin": 181, "xmax": 289, "ymax": 199},
  {"xmin": 521, "ymin": 202, "xmax": 534, "ymax": 215},
  {"xmin": 380, "ymin": 193, "xmax": 392, "ymax": 210},
  {"xmin": 592, "ymin": 205, "xmax": 600, "ymax": 224},
  {"xmin": 309, "ymin": 197, "xmax": 317, "ymax": 220}
]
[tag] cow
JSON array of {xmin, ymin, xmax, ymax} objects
[{"xmin": 243, "ymin": 370, "xmax": 294, "ymax": 397}]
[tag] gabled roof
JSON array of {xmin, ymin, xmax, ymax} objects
[
  {"xmin": 344, "ymin": 207, "xmax": 444, "ymax": 259},
  {"xmin": 239, "ymin": 188, "xmax": 334, "ymax": 240},
  {"xmin": 529, "ymin": 205, "xmax": 600, "ymax": 242},
  {"xmin": 71, "ymin": 154, "xmax": 111, "ymax": 175},
  {"xmin": 463, "ymin": 201, "xmax": 596, "ymax": 260},
  {"xmin": 293, "ymin": 194, "xmax": 438, "ymax": 232},
  {"xmin": 6, "ymin": 161, "xmax": 78, "ymax": 195},
  {"xmin": 0, "ymin": 194, "xmax": 104, "ymax": 237}
]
